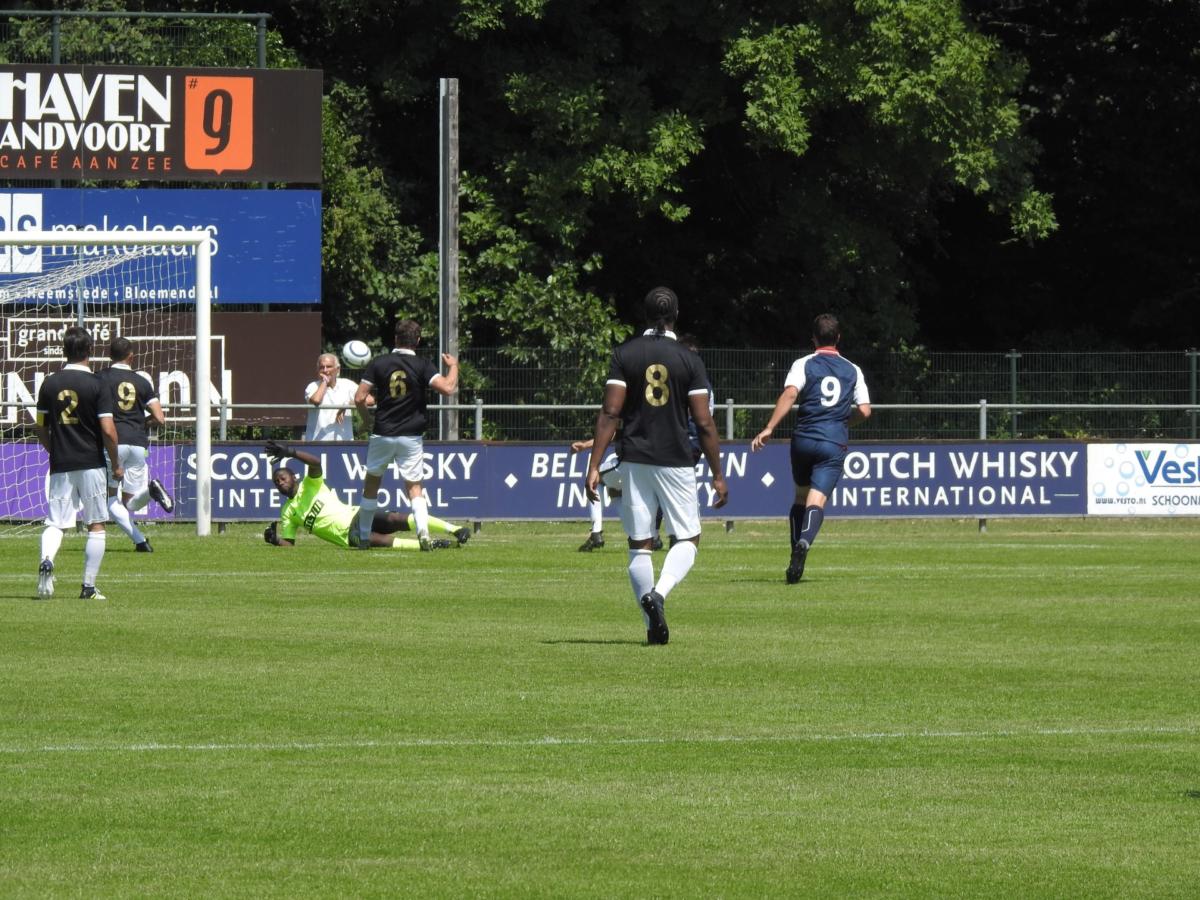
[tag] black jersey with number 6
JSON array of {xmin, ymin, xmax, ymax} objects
[
  {"xmin": 361, "ymin": 350, "xmax": 439, "ymax": 436},
  {"xmin": 99, "ymin": 364, "xmax": 158, "ymax": 448},
  {"xmin": 608, "ymin": 332, "xmax": 710, "ymax": 467},
  {"xmin": 36, "ymin": 364, "xmax": 113, "ymax": 474}
]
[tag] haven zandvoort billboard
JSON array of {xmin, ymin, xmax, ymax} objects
[
  {"xmin": 0, "ymin": 189, "xmax": 320, "ymax": 303},
  {"xmin": 0, "ymin": 65, "xmax": 321, "ymax": 182}
]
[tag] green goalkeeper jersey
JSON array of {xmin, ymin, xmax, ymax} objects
[{"xmin": 279, "ymin": 473, "xmax": 356, "ymax": 547}]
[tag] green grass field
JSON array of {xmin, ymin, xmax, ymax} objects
[{"xmin": 2, "ymin": 517, "xmax": 1198, "ymax": 897}]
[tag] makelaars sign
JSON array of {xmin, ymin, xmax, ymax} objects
[
  {"xmin": 0, "ymin": 189, "xmax": 321, "ymax": 303},
  {"xmin": 0, "ymin": 65, "xmax": 322, "ymax": 182}
]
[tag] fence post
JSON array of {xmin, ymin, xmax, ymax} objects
[
  {"xmin": 474, "ymin": 398, "xmax": 484, "ymax": 441},
  {"xmin": 1188, "ymin": 349, "xmax": 1198, "ymax": 440},
  {"xmin": 725, "ymin": 398, "xmax": 734, "ymax": 440},
  {"xmin": 978, "ymin": 399, "xmax": 988, "ymax": 534},
  {"xmin": 217, "ymin": 399, "xmax": 229, "ymax": 534},
  {"xmin": 1006, "ymin": 349, "xmax": 1021, "ymax": 438}
]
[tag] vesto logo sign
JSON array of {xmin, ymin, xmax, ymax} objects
[{"xmin": 0, "ymin": 65, "xmax": 320, "ymax": 183}]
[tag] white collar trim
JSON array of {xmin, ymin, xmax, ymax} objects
[{"xmin": 642, "ymin": 329, "xmax": 678, "ymax": 340}]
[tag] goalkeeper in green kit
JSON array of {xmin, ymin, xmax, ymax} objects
[{"xmin": 263, "ymin": 442, "xmax": 471, "ymax": 550}]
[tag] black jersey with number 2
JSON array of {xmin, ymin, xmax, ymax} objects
[
  {"xmin": 36, "ymin": 364, "xmax": 113, "ymax": 474},
  {"xmin": 99, "ymin": 365, "xmax": 158, "ymax": 448},
  {"xmin": 361, "ymin": 350, "xmax": 440, "ymax": 436},
  {"xmin": 608, "ymin": 332, "xmax": 710, "ymax": 467}
]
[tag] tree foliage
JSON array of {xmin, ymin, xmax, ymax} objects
[
  {"xmin": 5, "ymin": 1, "xmax": 1075, "ymax": 364},
  {"xmin": 257, "ymin": 0, "xmax": 1053, "ymax": 364}
]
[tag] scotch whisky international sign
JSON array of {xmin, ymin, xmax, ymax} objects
[{"xmin": 0, "ymin": 65, "xmax": 321, "ymax": 182}]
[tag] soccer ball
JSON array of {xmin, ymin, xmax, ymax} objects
[{"xmin": 341, "ymin": 340, "xmax": 372, "ymax": 368}]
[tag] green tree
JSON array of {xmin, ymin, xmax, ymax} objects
[{"xmin": 265, "ymin": 0, "xmax": 1052, "ymax": 365}]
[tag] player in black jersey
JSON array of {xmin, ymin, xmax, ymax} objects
[
  {"xmin": 586, "ymin": 287, "xmax": 728, "ymax": 644},
  {"xmin": 353, "ymin": 320, "xmax": 459, "ymax": 550},
  {"xmin": 100, "ymin": 337, "xmax": 174, "ymax": 553},
  {"xmin": 33, "ymin": 326, "xmax": 124, "ymax": 600}
]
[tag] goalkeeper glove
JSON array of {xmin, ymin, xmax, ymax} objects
[
  {"xmin": 264, "ymin": 440, "xmax": 291, "ymax": 461},
  {"xmin": 263, "ymin": 522, "xmax": 279, "ymax": 545}
]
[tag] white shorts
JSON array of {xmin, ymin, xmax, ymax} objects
[
  {"xmin": 46, "ymin": 468, "xmax": 110, "ymax": 529},
  {"xmin": 108, "ymin": 444, "xmax": 149, "ymax": 494},
  {"xmin": 365, "ymin": 434, "xmax": 425, "ymax": 482},
  {"xmin": 598, "ymin": 453, "xmax": 623, "ymax": 493},
  {"xmin": 618, "ymin": 461, "xmax": 701, "ymax": 542}
]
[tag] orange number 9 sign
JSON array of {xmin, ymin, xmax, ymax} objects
[{"xmin": 184, "ymin": 76, "xmax": 254, "ymax": 174}]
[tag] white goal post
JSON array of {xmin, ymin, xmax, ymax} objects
[{"xmin": 0, "ymin": 230, "xmax": 214, "ymax": 536}]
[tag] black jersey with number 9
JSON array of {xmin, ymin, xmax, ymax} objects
[{"xmin": 608, "ymin": 333, "xmax": 710, "ymax": 467}]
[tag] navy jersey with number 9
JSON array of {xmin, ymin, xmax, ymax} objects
[{"xmin": 784, "ymin": 349, "xmax": 870, "ymax": 446}]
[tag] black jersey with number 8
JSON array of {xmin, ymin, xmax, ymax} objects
[{"xmin": 607, "ymin": 333, "xmax": 710, "ymax": 467}]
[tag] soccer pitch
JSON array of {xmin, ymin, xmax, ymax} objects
[{"xmin": 1, "ymin": 518, "xmax": 1197, "ymax": 897}]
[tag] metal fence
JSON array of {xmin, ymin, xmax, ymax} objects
[
  {"xmin": 180, "ymin": 400, "xmax": 1198, "ymax": 445},
  {"xmin": 4, "ymin": 350, "xmax": 1198, "ymax": 443},
  {"xmin": 461, "ymin": 348, "xmax": 1200, "ymax": 441}
]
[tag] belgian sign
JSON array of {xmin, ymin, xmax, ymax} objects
[{"xmin": 0, "ymin": 65, "xmax": 322, "ymax": 182}]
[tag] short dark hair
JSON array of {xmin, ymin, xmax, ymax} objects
[
  {"xmin": 394, "ymin": 319, "xmax": 421, "ymax": 349},
  {"xmin": 813, "ymin": 314, "xmax": 840, "ymax": 347},
  {"xmin": 109, "ymin": 336, "xmax": 133, "ymax": 362},
  {"xmin": 63, "ymin": 326, "xmax": 93, "ymax": 363},
  {"xmin": 643, "ymin": 286, "xmax": 679, "ymax": 333}
]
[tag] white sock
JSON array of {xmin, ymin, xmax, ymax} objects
[
  {"xmin": 628, "ymin": 548, "xmax": 655, "ymax": 626},
  {"xmin": 589, "ymin": 495, "xmax": 603, "ymax": 533},
  {"xmin": 108, "ymin": 497, "xmax": 145, "ymax": 544},
  {"xmin": 655, "ymin": 541, "xmax": 697, "ymax": 599},
  {"xmin": 411, "ymin": 493, "xmax": 429, "ymax": 537},
  {"xmin": 40, "ymin": 525, "xmax": 64, "ymax": 563},
  {"xmin": 126, "ymin": 488, "xmax": 151, "ymax": 512},
  {"xmin": 357, "ymin": 498, "xmax": 378, "ymax": 543},
  {"xmin": 83, "ymin": 531, "xmax": 106, "ymax": 586}
]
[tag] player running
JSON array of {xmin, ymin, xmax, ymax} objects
[
  {"xmin": 33, "ymin": 326, "xmax": 124, "ymax": 600},
  {"xmin": 263, "ymin": 441, "xmax": 470, "ymax": 550},
  {"xmin": 585, "ymin": 286, "xmax": 728, "ymax": 645},
  {"xmin": 751, "ymin": 313, "xmax": 871, "ymax": 583},
  {"xmin": 99, "ymin": 336, "xmax": 174, "ymax": 553}
]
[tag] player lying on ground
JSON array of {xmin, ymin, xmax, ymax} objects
[{"xmin": 263, "ymin": 441, "xmax": 471, "ymax": 550}]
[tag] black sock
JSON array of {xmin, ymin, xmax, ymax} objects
[
  {"xmin": 789, "ymin": 503, "xmax": 804, "ymax": 548},
  {"xmin": 798, "ymin": 506, "xmax": 824, "ymax": 549}
]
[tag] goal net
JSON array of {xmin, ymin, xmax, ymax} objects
[{"xmin": 0, "ymin": 231, "xmax": 214, "ymax": 535}]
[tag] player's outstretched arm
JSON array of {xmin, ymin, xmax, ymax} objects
[
  {"xmin": 751, "ymin": 386, "xmax": 799, "ymax": 451},
  {"xmin": 264, "ymin": 442, "xmax": 322, "ymax": 477}
]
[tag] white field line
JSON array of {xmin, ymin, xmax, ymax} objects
[{"xmin": 1, "ymin": 724, "xmax": 1195, "ymax": 756}]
